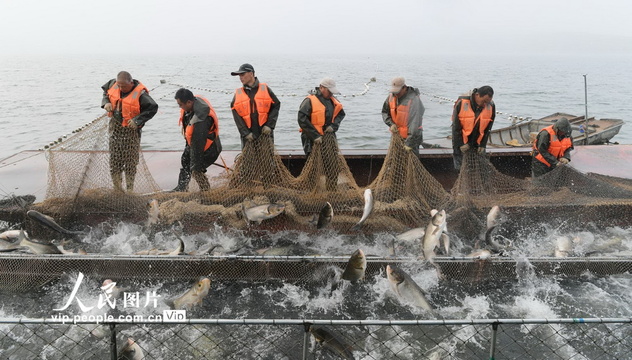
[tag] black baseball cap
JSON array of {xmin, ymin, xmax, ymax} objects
[{"xmin": 231, "ymin": 63, "xmax": 255, "ymax": 76}]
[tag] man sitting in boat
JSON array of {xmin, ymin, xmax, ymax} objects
[
  {"xmin": 531, "ymin": 117, "xmax": 574, "ymax": 177},
  {"xmin": 382, "ymin": 77, "xmax": 425, "ymax": 155},
  {"xmin": 451, "ymin": 86, "xmax": 495, "ymax": 170},
  {"xmin": 297, "ymin": 77, "xmax": 345, "ymax": 156}
]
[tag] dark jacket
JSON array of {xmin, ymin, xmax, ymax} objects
[
  {"xmin": 381, "ymin": 86, "xmax": 425, "ymax": 148},
  {"xmin": 182, "ymin": 98, "xmax": 221, "ymax": 172},
  {"xmin": 451, "ymin": 95, "xmax": 496, "ymax": 149},
  {"xmin": 298, "ymin": 88, "xmax": 346, "ymax": 142},
  {"xmin": 230, "ymin": 78, "xmax": 281, "ymax": 139},
  {"xmin": 101, "ymin": 79, "xmax": 158, "ymax": 128}
]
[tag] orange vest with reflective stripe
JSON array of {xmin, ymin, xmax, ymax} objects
[
  {"xmin": 180, "ymin": 96, "xmax": 219, "ymax": 151},
  {"xmin": 389, "ymin": 94, "xmax": 412, "ymax": 139},
  {"xmin": 107, "ymin": 82, "xmax": 149, "ymax": 127},
  {"xmin": 306, "ymin": 95, "xmax": 343, "ymax": 135},
  {"xmin": 457, "ymin": 97, "xmax": 494, "ymax": 144},
  {"xmin": 231, "ymin": 83, "xmax": 274, "ymax": 128},
  {"xmin": 533, "ymin": 125, "xmax": 573, "ymax": 167}
]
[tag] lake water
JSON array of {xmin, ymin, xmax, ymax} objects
[{"xmin": 0, "ymin": 53, "xmax": 630, "ymax": 161}]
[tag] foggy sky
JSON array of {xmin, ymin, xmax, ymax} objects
[{"xmin": 1, "ymin": 0, "xmax": 631, "ymax": 56}]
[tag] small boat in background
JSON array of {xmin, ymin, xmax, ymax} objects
[
  {"xmin": 426, "ymin": 112, "xmax": 624, "ymax": 148},
  {"xmin": 488, "ymin": 112, "xmax": 624, "ymax": 147}
]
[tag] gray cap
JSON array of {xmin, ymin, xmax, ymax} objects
[
  {"xmin": 320, "ymin": 77, "xmax": 340, "ymax": 94},
  {"xmin": 390, "ymin": 76, "xmax": 406, "ymax": 93},
  {"xmin": 231, "ymin": 63, "xmax": 255, "ymax": 76}
]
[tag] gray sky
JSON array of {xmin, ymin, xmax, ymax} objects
[{"xmin": 1, "ymin": 0, "xmax": 631, "ymax": 56}]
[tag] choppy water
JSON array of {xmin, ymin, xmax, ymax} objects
[{"xmin": 0, "ymin": 53, "xmax": 630, "ymax": 161}]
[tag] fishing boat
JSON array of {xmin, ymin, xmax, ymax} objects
[{"xmin": 426, "ymin": 112, "xmax": 624, "ymax": 148}]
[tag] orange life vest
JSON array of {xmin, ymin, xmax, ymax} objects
[
  {"xmin": 231, "ymin": 83, "xmax": 274, "ymax": 128},
  {"xmin": 305, "ymin": 95, "xmax": 343, "ymax": 135},
  {"xmin": 388, "ymin": 94, "xmax": 413, "ymax": 139},
  {"xmin": 107, "ymin": 81, "xmax": 149, "ymax": 127},
  {"xmin": 457, "ymin": 97, "xmax": 494, "ymax": 144},
  {"xmin": 533, "ymin": 125, "xmax": 573, "ymax": 167},
  {"xmin": 180, "ymin": 96, "xmax": 219, "ymax": 151}
]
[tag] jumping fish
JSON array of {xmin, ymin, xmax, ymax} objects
[
  {"xmin": 310, "ymin": 202, "xmax": 333, "ymax": 229},
  {"xmin": 386, "ymin": 264, "xmax": 433, "ymax": 311},
  {"xmin": 144, "ymin": 199, "xmax": 160, "ymax": 227},
  {"xmin": 396, "ymin": 227, "xmax": 425, "ymax": 242},
  {"xmin": 117, "ymin": 337, "xmax": 145, "ymax": 360},
  {"xmin": 351, "ymin": 189, "xmax": 373, "ymax": 231},
  {"xmin": 167, "ymin": 277, "xmax": 211, "ymax": 310},
  {"xmin": 554, "ymin": 236, "xmax": 573, "ymax": 258},
  {"xmin": 342, "ymin": 249, "xmax": 367, "ymax": 281},
  {"xmin": 310, "ymin": 326, "xmax": 355, "ymax": 360},
  {"xmin": 18, "ymin": 230, "xmax": 62, "ymax": 254},
  {"xmin": 26, "ymin": 210, "xmax": 85, "ymax": 236},
  {"xmin": 242, "ymin": 200, "xmax": 285, "ymax": 224},
  {"xmin": 486, "ymin": 205, "xmax": 504, "ymax": 230},
  {"xmin": 422, "ymin": 209, "xmax": 448, "ymax": 262},
  {"xmin": 135, "ymin": 237, "xmax": 185, "ymax": 256},
  {"xmin": 0, "ymin": 230, "xmax": 24, "ymax": 242}
]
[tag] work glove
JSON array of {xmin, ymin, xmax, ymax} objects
[
  {"xmin": 261, "ymin": 126, "xmax": 272, "ymax": 135},
  {"xmin": 404, "ymin": 145, "xmax": 413, "ymax": 152},
  {"xmin": 127, "ymin": 119, "xmax": 138, "ymax": 129},
  {"xmin": 325, "ymin": 126, "xmax": 335, "ymax": 133},
  {"xmin": 103, "ymin": 103, "xmax": 113, "ymax": 113},
  {"xmin": 558, "ymin": 157, "xmax": 570, "ymax": 165},
  {"xmin": 390, "ymin": 124, "xmax": 398, "ymax": 133},
  {"xmin": 245, "ymin": 133, "xmax": 254, "ymax": 142},
  {"xmin": 459, "ymin": 144, "xmax": 471, "ymax": 153},
  {"xmin": 314, "ymin": 137, "xmax": 323, "ymax": 144},
  {"xmin": 477, "ymin": 146, "xmax": 486, "ymax": 155}
]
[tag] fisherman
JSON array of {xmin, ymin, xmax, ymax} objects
[
  {"xmin": 230, "ymin": 63, "xmax": 281, "ymax": 149},
  {"xmin": 298, "ymin": 77, "xmax": 345, "ymax": 155},
  {"xmin": 531, "ymin": 117, "xmax": 574, "ymax": 177},
  {"xmin": 171, "ymin": 88, "xmax": 222, "ymax": 192},
  {"xmin": 101, "ymin": 71, "xmax": 158, "ymax": 192},
  {"xmin": 451, "ymin": 86, "xmax": 495, "ymax": 170},
  {"xmin": 382, "ymin": 77, "xmax": 425, "ymax": 155}
]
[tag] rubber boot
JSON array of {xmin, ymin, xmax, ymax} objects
[
  {"xmin": 192, "ymin": 170, "xmax": 210, "ymax": 192},
  {"xmin": 170, "ymin": 169, "xmax": 191, "ymax": 192}
]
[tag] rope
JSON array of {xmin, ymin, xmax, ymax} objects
[{"xmin": 419, "ymin": 91, "xmax": 533, "ymax": 124}]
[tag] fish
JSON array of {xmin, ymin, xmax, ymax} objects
[
  {"xmin": 486, "ymin": 205, "xmax": 504, "ymax": 230},
  {"xmin": 467, "ymin": 249, "xmax": 492, "ymax": 260},
  {"xmin": 101, "ymin": 279, "xmax": 125, "ymax": 299},
  {"xmin": 0, "ymin": 238, "xmax": 21, "ymax": 252},
  {"xmin": 554, "ymin": 236, "xmax": 573, "ymax": 258},
  {"xmin": 255, "ymin": 245, "xmax": 320, "ymax": 256},
  {"xmin": 396, "ymin": 227, "xmax": 425, "ymax": 242},
  {"xmin": 351, "ymin": 188, "xmax": 373, "ymax": 231},
  {"xmin": 26, "ymin": 210, "xmax": 85, "ymax": 236},
  {"xmin": 422, "ymin": 209, "xmax": 448, "ymax": 262},
  {"xmin": 135, "ymin": 237, "xmax": 185, "ymax": 256},
  {"xmin": 0, "ymin": 230, "xmax": 24, "ymax": 242},
  {"xmin": 167, "ymin": 277, "xmax": 211, "ymax": 310},
  {"xmin": 310, "ymin": 326, "xmax": 355, "ymax": 360},
  {"xmin": 117, "ymin": 337, "xmax": 145, "ymax": 360},
  {"xmin": 242, "ymin": 201, "xmax": 285, "ymax": 224},
  {"xmin": 18, "ymin": 230, "xmax": 62, "ymax": 254},
  {"xmin": 342, "ymin": 249, "xmax": 367, "ymax": 281},
  {"xmin": 144, "ymin": 199, "xmax": 160, "ymax": 227},
  {"xmin": 386, "ymin": 264, "xmax": 433, "ymax": 311},
  {"xmin": 310, "ymin": 202, "xmax": 333, "ymax": 229}
]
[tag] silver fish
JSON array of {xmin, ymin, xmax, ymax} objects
[
  {"xmin": 422, "ymin": 209, "xmax": 448, "ymax": 262},
  {"xmin": 351, "ymin": 189, "xmax": 373, "ymax": 231},
  {"xmin": 342, "ymin": 249, "xmax": 367, "ymax": 281},
  {"xmin": 386, "ymin": 265, "xmax": 433, "ymax": 311},
  {"xmin": 135, "ymin": 237, "xmax": 184, "ymax": 256},
  {"xmin": 242, "ymin": 201, "xmax": 285, "ymax": 224},
  {"xmin": 468, "ymin": 249, "xmax": 492, "ymax": 260},
  {"xmin": 310, "ymin": 326, "xmax": 355, "ymax": 360},
  {"xmin": 311, "ymin": 202, "xmax": 333, "ymax": 229},
  {"xmin": 0, "ymin": 238, "xmax": 21, "ymax": 252},
  {"xmin": 0, "ymin": 230, "xmax": 24, "ymax": 242},
  {"xmin": 144, "ymin": 199, "xmax": 160, "ymax": 227},
  {"xmin": 117, "ymin": 337, "xmax": 145, "ymax": 360},
  {"xmin": 554, "ymin": 236, "xmax": 573, "ymax": 258},
  {"xmin": 19, "ymin": 230, "xmax": 62, "ymax": 254},
  {"xmin": 168, "ymin": 277, "xmax": 211, "ymax": 310},
  {"xmin": 26, "ymin": 210, "xmax": 84, "ymax": 236},
  {"xmin": 486, "ymin": 205, "xmax": 503, "ymax": 230},
  {"xmin": 396, "ymin": 227, "xmax": 425, "ymax": 242}
]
